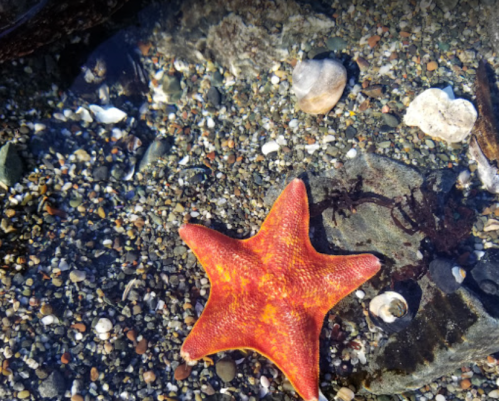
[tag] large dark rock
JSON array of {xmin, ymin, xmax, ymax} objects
[
  {"xmin": 0, "ymin": 142, "xmax": 23, "ymax": 187},
  {"xmin": 361, "ymin": 276, "xmax": 499, "ymax": 394}
]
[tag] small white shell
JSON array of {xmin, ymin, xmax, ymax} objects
[
  {"xmin": 335, "ymin": 387, "xmax": 355, "ymax": 401},
  {"xmin": 369, "ymin": 291, "xmax": 408, "ymax": 323},
  {"xmin": 95, "ymin": 318, "xmax": 113, "ymax": 333},
  {"xmin": 89, "ymin": 105, "xmax": 127, "ymax": 124},
  {"xmin": 451, "ymin": 266, "xmax": 466, "ymax": 284}
]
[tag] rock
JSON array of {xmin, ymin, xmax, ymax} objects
[
  {"xmin": 158, "ymin": 0, "xmax": 335, "ymax": 78},
  {"xmin": 138, "ymin": 139, "xmax": 172, "ymax": 172},
  {"xmin": 261, "ymin": 140, "xmax": 280, "ymax": 156},
  {"xmin": 404, "ymin": 88, "xmax": 477, "ymax": 144},
  {"xmin": 89, "ymin": 105, "xmax": 127, "ymax": 124},
  {"xmin": 143, "ymin": 370, "xmax": 156, "ymax": 384},
  {"xmin": 470, "ymin": 249, "xmax": 499, "ymax": 297},
  {"xmin": 487, "ymin": 5, "xmax": 499, "ymax": 54},
  {"xmin": 38, "ymin": 371, "xmax": 66, "ymax": 398},
  {"xmin": 94, "ymin": 318, "xmax": 113, "ymax": 333},
  {"xmin": 92, "ymin": 166, "xmax": 109, "ymax": 181},
  {"xmin": 215, "ymin": 358, "xmax": 236, "ymax": 382},
  {"xmin": 206, "ymin": 87, "xmax": 221, "ymax": 106},
  {"xmin": 136, "ymin": 338, "xmax": 148, "ymax": 354},
  {"xmin": 362, "ymin": 275, "xmax": 499, "ymax": 394},
  {"xmin": 429, "ymin": 258, "xmax": 465, "ymax": 294},
  {"xmin": 321, "ymin": 153, "xmax": 425, "ymax": 271},
  {"xmin": 326, "ymin": 37, "xmax": 348, "ymax": 51},
  {"xmin": 174, "ymin": 363, "xmax": 192, "ymax": 380},
  {"xmin": 0, "ymin": 142, "xmax": 23, "ymax": 187},
  {"xmin": 362, "ymin": 85, "xmax": 384, "ymax": 99},
  {"xmin": 69, "ymin": 270, "xmax": 86, "ymax": 283},
  {"xmin": 435, "ymin": 0, "xmax": 459, "ymax": 11},
  {"xmin": 382, "ymin": 113, "xmax": 399, "ymax": 128},
  {"xmin": 292, "ymin": 58, "xmax": 347, "ymax": 115},
  {"xmin": 162, "ymin": 75, "xmax": 183, "ymax": 103}
]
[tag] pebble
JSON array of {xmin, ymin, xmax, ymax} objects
[
  {"xmin": 382, "ymin": 113, "xmax": 399, "ymax": 128},
  {"xmin": 69, "ymin": 270, "xmax": 86, "ymax": 283},
  {"xmin": 215, "ymin": 358, "xmax": 236, "ymax": 382},
  {"xmin": 427, "ymin": 61, "xmax": 439, "ymax": 71},
  {"xmin": 41, "ymin": 315, "xmax": 56, "ymax": 326},
  {"xmin": 460, "ymin": 378, "xmax": 471, "ymax": 389},
  {"xmin": 490, "ymin": 390, "xmax": 499, "ymax": 399},
  {"xmin": 89, "ymin": 105, "xmax": 127, "ymax": 124},
  {"xmin": 345, "ymin": 148, "xmax": 357, "ymax": 159},
  {"xmin": 18, "ymin": 390, "xmax": 30, "ymax": 399},
  {"xmin": 174, "ymin": 363, "xmax": 192, "ymax": 380},
  {"xmin": 136, "ymin": 338, "xmax": 148, "ymax": 354},
  {"xmin": 94, "ymin": 318, "xmax": 113, "ymax": 333},
  {"xmin": 262, "ymin": 140, "xmax": 280, "ymax": 155},
  {"xmin": 435, "ymin": 395, "xmax": 446, "ymax": 401},
  {"xmin": 143, "ymin": 370, "xmax": 156, "ymax": 384},
  {"xmin": 326, "ymin": 36, "xmax": 348, "ymax": 51}
]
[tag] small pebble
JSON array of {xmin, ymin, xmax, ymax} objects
[
  {"xmin": 69, "ymin": 270, "xmax": 86, "ymax": 283},
  {"xmin": 143, "ymin": 370, "xmax": 156, "ymax": 384},
  {"xmin": 174, "ymin": 363, "xmax": 192, "ymax": 380},
  {"xmin": 345, "ymin": 148, "xmax": 357, "ymax": 159},
  {"xmin": 215, "ymin": 358, "xmax": 236, "ymax": 382},
  {"xmin": 95, "ymin": 318, "xmax": 113, "ymax": 334}
]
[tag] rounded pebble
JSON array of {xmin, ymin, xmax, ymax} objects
[
  {"xmin": 69, "ymin": 270, "xmax": 86, "ymax": 283},
  {"xmin": 94, "ymin": 318, "xmax": 113, "ymax": 334},
  {"xmin": 215, "ymin": 358, "xmax": 236, "ymax": 382}
]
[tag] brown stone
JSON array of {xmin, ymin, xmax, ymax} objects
[
  {"xmin": 426, "ymin": 61, "xmax": 438, "ymax": 71},
  {"xmin": 90, "ymin": 367, "xmax": 99, "ymax": 382},
  {"xmin": 136, "ymin": 338, "xmax": 148, "ymax": 355},
  {"xmin": 367, "ymin": 35, "xmax": 381, "ymax": 48},
  {"xmin": 61, "ymin": 352, "xmax": 71, "ymax": 364},
  {"xmin": 174, "ymin": 363, "xmax": 192, "ymax": 381},
  {"xmin": 126, "ymin": 329, "xmax": 137, "ymax": 342},
  {"xmin": 460, "ymin": 379, "xmax": 471, "ymax": 389},
  {"xmin": 143, "ymin": 370, "xmax": 156, "ymax": 384},
  {"xmin": 71, "ymin": 395, "xmax": 84, "ymax": 401},
  {"xmin": 71, "ymin": 323, "xmax": 86, "ymax": 332}
]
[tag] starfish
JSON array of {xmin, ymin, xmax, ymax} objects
[{"xmin": 179, "ymin": 179, "xmax": 381, "ymax": 401}]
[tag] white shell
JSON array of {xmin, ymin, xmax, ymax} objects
[
  {"xmin": 404, "ymin": 88, "xmax": 477, "ymax": 143},
  {"xmin": 292, "ymin": 59, "xmax": 347, "ymax": 115},
  {"xmin": 451, "ymin": 266, "xmax": 466, "ymax": 284},
  {"xmin": 95, "ymin": 318, "xmax": 113, "ymax": 333},
  {"xmin": 89, "ymin": 105, "xmax": 127, "ymax": 124},
  {"xmin": 41, "ymin": 315, "xmax": 56, "ymax": 325},
  {"xmin": 335, "ymin": 387, "xmax": 355, "ymax": 401},
  {"xmin": 369, "ymin": 291, "xmax": 408, "ymax": 323},
  {"xmin": 261, "ymin": 140, "xmax": 280, "ymax": 155}
]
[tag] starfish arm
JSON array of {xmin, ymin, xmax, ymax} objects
[
  {"xmin": 180, "ymin": 293, "xmax": 253, "ymax": 361},
  {"xmin": 248, "ymin": 303, "xmax": 323, "ymax": 401},
  {"xmin": 179, "ymin": 223, "xmax": 258, "ymax": 288},
  {"xmin": 308, "ymin": 253, "xmax": 381, "ymax": 312},
  {"xmin": 247, "ymin": 179, "xmax": 311, "ymax": 265}
]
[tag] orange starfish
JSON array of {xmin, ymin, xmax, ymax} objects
[{"xmin": 179, "ymin": 179, "xmax": 380, "ymax": 401}]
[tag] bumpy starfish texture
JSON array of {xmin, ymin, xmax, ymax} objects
[{"xmin": 179, "ymin": 179, "xmax": 381, "ymax": 401}]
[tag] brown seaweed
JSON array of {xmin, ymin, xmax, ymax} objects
[{"xmin": 472, "ymin": 60, "xmax": 499, "ymax": 164}]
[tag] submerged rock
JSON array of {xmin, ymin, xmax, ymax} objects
[
  {"xmin": 138, "ymin": 138, "xmax": 172, "ymax": 172},
  {"xmin": 0, "ymin": 142, "xmax": 23, "ymax": 188},
  {"xmin": 404, "ymin": 88, "xmax": 477, "ymax": 144},
  {"xmin": 292, "ymin": 58, "xmax": 347, "ymax": 115},
  {"xmin": 157, "ymin": 0, "xmax": 335, "ymax": 78},
  {"xmin": 362, "ymin": 275, "xmax": 499, "ymax": 394},
  {"xmin": 471, "ymin": 61, "xmax": 499, "ymax": 164}
]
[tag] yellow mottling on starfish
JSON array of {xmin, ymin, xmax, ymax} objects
[{"xmin": 178, "ymin": 179, "xmax": 381, "ymax": 401}]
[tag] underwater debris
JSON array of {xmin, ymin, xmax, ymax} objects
[{"xmin": 471, "ymin": 60, "xmax": 499, "ymax": 164}]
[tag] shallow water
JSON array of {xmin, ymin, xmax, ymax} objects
[{"xmin": 0, "ymin": 1, "xmax": 499, "ymax": 400}]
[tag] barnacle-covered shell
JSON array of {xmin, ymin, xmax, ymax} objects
[{"xmin": 429, "ymin": 258, "xmax": 466, "ymax": 294}]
